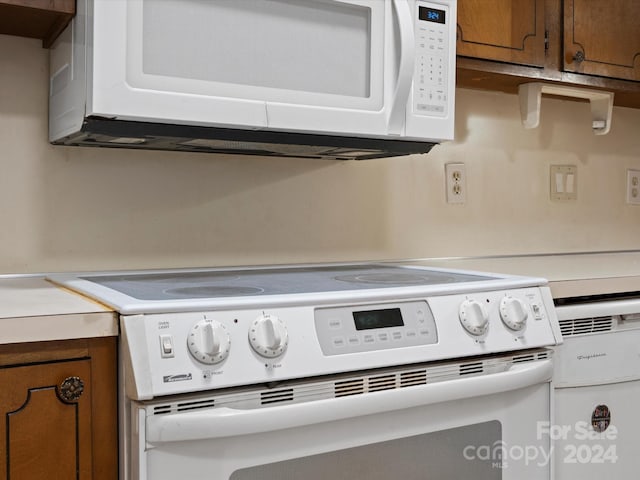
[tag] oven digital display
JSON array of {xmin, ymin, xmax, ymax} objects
[
  {"xmin": 353, "ymin": 308, "xmax": 404, "ymax": 330},
  {"xmin": 418, "ymin": 6, "xmax": 446, "ymax": 24}
]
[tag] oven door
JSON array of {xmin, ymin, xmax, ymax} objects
[{"xmin": 127, "ymin": 355, "xmax": 553, "ymax": 480}]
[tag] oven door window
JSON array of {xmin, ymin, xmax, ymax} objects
[{"xmin": 231, "ymin": 422, "xmax": 502, "ymax": 480}]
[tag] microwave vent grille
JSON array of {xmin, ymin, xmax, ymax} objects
[{"xmin": 56, "ymin": 119, "xmax": 435, "ymax": 160}]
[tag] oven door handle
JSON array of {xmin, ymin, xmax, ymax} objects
[{"xmin": 146, "ymin": 360, "xmax": 552, "ymax": 444}]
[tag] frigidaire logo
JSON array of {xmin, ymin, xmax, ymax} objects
[
  {"xmin": 163, "ymin": 373, "xmax": 193, "ymax": 383},
  {"xmin": 577, "ymin": 353, "xmax": 607, "ymax": 360}
]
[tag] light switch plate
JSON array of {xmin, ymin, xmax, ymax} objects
[
  {"xmin": 627, "ymin": 170, "xmax": 640, "ymax": 205},
  {"xmin": 550, "ymin": 165, "xmax": 577, "ymax": 201}
]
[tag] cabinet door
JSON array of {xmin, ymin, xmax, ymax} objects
[
  {"xmin": 0, "ymin": 0, "xmax": 75, "ymax": 47},
  {"xmin": 456, "ymin": 0, "xmax": 546, "ymax": 67},
  {"xmin": 0, "ymin": 359, "xmax": 92, "ymax": 479},
  {"xmin": 564, "ymin": 0, "xmax": 640, "ymax": 81}
]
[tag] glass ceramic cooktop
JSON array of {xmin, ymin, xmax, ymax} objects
[{"xmin": 80, "ymin": 265, "xmax": 493, "ymax": 301}]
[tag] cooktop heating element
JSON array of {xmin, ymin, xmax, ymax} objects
[{"xmin": 77, "ymin": 264, "xmax": 491, "ymax": 301}]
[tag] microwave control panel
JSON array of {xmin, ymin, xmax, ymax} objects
[{"xmin": 413, "ymin": 2, "xmax": 450, "ymax": 117}]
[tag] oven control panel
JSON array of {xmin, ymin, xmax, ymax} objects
[
  {"xmin": 120, "ymin": 286, "xmax": 560, "ymax": 400},
  {"xmin": 314, "ymin": 301, "xmax": 438, "ymax": 355}
]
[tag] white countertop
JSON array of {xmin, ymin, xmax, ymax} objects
[
  {"xmin": 0, "ymin": 276, "xmax": 117, "ymax": 344},
  {"xmin": 2, "ymin": 251, "xmax": 640, "ymax": 344},
  {"xmin": 405, "ymin": 251, "xmax": 640, "ymax": 298}
]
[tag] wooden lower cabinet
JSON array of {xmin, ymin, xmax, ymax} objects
[{"xmin": 0, "ymin": 338, "xmax": 117, "ymax": 480}]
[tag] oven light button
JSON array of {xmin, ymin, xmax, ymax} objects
[
  {"xmin": 187, "ymin": 320, "xmax": 231, "ymax": 365},
  {"xmin": 531, "ymin": 303, "xmax": 544, "ymax": 320},
  {"xmin": 160, "ymin": 334, "xmax": 174, "ymax": 358},
  {"xmin": 249, "ymin": 314, "xmax": 289, "ymax": 358},
  {"xmin": 499, "ymin": 297, "xmax": 528, "ymax": 331},
  {"xmin": 459, "ymin": 299, "xmax": 489, "ymax": 336}
]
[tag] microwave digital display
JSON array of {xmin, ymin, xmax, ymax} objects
[
  {"xmin": 419, "ymin": 6, "xmax": 446, "ymax": 24},
  {"xmin": 353, "ymin": 308, "xmax": 404, "ymax": 331}
]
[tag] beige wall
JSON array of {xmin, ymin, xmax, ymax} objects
[{"xmin": 1, "ymin": 35, "xmax": 639, "ymax": 274}]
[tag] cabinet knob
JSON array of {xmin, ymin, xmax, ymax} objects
[
  {"xmin": 572, "ymin": 51, "xmax": 585, "ymax": 63},
  {"xmin": 58, "ymin": 376, "xmax": 85, "ymax": 403}
]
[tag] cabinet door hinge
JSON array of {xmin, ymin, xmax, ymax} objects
[{"xmin": 544, "ymin": 30, "xmax": 549, "ymax": 52}]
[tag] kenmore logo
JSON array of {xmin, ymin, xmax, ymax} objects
[{"xmin": 163, "ymin": 373, "xmax": 193, "ymax": 383}]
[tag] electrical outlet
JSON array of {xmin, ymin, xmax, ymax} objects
[
  {"xmin": 627, "ymin": 169, "xmax": 640, "ymax": 205},
  {"xmin": 445, "ymin": 163, "xmax": 466, "ymax": 204}
]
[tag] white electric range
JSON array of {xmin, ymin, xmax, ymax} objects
[{"xmin": 49, "ymin": 263, "xmax": 562, "ymax": 480}]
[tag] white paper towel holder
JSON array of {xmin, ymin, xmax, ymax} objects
[{"xmin": 518, "ymin": 82, "xmax": 614, "ymax": 135}]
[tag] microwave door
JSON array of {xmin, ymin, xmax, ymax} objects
[
  {"xmin": 89, "ymin": 0, "xmax": 389, "ymax": 134},
  {"xmin": 266, "ymin": 0, "xmax": 413, "ymax": 139}
]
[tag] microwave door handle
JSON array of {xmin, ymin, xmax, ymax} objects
[
  {"xmin": 145, "ymin": 360, "xmax": 552, "ymax": 444},
  {"xmin": 386, "ymin": 0, "xmax": 415, "ymax": 136}
]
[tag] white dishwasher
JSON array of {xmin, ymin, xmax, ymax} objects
[{"xmin": 554, "ymin": 296, "xmax": 640, "ymax": 479}]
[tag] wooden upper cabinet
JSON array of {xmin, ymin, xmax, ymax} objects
[
  {"xmin": 0, "ymin": 0, "xmax": 75, "ymax": 48},
  {"xmin": 457, "ymin": 0, "xmax": 546, "ymax": 67},
  {"xmin": 456, "ymin": 0, "xmax": 640, "ymax": 109},
  {"xmin": 563, "ymin": 0, "xmax": 640, "ymax": 81}
]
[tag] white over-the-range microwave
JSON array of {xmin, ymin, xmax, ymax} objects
[{"xmin": 49, "ymin": 0, "xmax": 457, "ymax": 160}]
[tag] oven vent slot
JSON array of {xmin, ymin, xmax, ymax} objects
[
  {"xmin": 176, "ymin": 399, "xmax": 216, "ymax": 412},
  {"xmin": 459, "ymin": 362, "xmax": 484, "ymax": 376},
  {"xmin": 513, "ymin": 354, "xmax": 535, "ymax": 363},
  {"xmin": 559, "ymin": 316, "xmax": 613, "ymax": 337},
  {"xmin": 335, "ymin": 379, "xmax": 365, "ymax": 397},
  {"xmin": 153, "ymin": 405, "xmax": 172, "ymax": 415},
  {"xmin": 400, "ymin": 369, "xmax": 427, "ymax": 387},
  {"xmin": 368, "ymin": 374, "xmax": 397, "ymax": 392},
  {"xmin": 146, "ymin": 349, "xmax": 552, "ymax": 415},
  {"xmin": 536, "ymin": 351, "xmax": 550, "ymax": 360},
  {"xmin": 260, "ymin": 389, "xmax": 294, "ymax": 405}
]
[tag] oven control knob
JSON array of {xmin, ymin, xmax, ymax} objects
[
  {"xmin": 187, "ymin": 320, "xmax": 230, "ymax": 365},
  {"xmin": 459, "ymin": 299, "xmax": 489, "ymax": 336},
  {"xmin": 249, "ymin": 314, "xmax": 288, "ymax": 358},
  {"xmin": 499, "ymin": 296, "xmax": 528, "ymax": 331}
]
